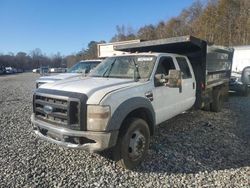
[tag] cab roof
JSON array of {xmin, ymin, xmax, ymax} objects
[
  {"xmin": 79, "ymin": 59, "xmax": 102, "ymax": 62},
  {"xmin": 108, "ymin": 52, "xmax": 186, "ymax": 58}
]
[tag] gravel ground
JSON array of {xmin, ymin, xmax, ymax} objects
[{"xmin": 0, "ymin": 73, "xmax": 249, "ymax": 187}]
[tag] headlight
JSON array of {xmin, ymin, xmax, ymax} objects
[{"xmin": 87, "ymin": 105, "xmax": 110, "ymax": 131}]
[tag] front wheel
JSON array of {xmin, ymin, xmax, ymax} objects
[{"xmin": 112, "ymin": 118, "xmax": 150, "ymax": 169}]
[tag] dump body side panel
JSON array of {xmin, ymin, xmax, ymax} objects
[{"xmin": 206, "ymin": 46, "xmax": 233, "ymax": 88}]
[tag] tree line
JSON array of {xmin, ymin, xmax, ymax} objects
[
  {"xmin": 0, "ymin": 49, "xmax": 66, "ymax": 70},
  {"xmin": 0, "ymin": 41, "xmax": 103, "ymax": 70},
  {"xmin": 1, "ymin": 0, "xmax": 249, "ymax": 70},
  {"xmin": 111, "ymin": 0, "xmax": 250, "ymax": 46}
]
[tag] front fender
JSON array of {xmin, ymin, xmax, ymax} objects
[{"xmin": 106, "ymin": 97, "xmax": 155, "ymax": 132}]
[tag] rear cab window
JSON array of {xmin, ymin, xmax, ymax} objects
[{"xmin": 176, "ymin": 57, "xmax": 192, "ymax": 79}]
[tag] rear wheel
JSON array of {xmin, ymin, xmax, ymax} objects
[
  {"xmin": 202, "ymin": 103, "xmax": 210, "ymax": 111},
  {"xmin": 211, "ymin": 89, "xmax": 223, "ymax": 112},
  {"xmin": 112, "ymin": 118, "xmax": 150, "ymax": 169}
]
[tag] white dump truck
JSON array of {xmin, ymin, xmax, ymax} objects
[{"xmin": 31, "ymin": 36, "xmax": 233, "ymax": 169}]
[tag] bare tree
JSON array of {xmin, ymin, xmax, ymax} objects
[{"xmin": 137, "ymin": 24, "xmax": 157, "ymax": 40}]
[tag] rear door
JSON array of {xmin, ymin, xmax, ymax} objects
[{"xmin": 175, "ymin": 56, "xmax": 196, "ymax": 109}]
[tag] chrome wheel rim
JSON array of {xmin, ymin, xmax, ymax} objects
[{"xmin": 128, "ymin": 130, "xmax": 146, "ymax": 161}]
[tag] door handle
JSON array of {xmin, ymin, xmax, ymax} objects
[
  {"xmin": 193, "ymin": 82, "xmax": 195, "ymax": 89},
  {"xmin": 145, "ymin": 91, "xmax": 153, "ymax": 101}
]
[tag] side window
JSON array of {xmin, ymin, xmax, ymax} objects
[
  {"xmin": 155, "ymin": 56, "xmax": 176, "ymax": 75},
  {"xmin": 176, "ymin": 57, "xmax": 192, "ymax": 79},
  {"xmin": 155, "ymin": 56, "xmax": 176, "ymax": 87}
]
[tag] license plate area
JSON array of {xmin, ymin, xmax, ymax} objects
[
  {"xmin": 47, "ymin": 131, "xmax": 62, "ymax": 141},
  {"xmin": 39, "ymin": 127, "xmax": 62, "ymax": 141}
]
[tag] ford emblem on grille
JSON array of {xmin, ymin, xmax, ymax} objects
[{"xmin": 43, "ymin": 105, "xmax": 53, "ymax": 114}]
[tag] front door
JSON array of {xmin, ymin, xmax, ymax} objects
[{"xmin": 152, "ymin": 56, "xmax": 183, "ymax": 125}]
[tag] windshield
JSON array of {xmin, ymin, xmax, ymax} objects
[
  {"xmin": 67, "ymin": 62, "xmax": 91, "ymax": 73},
  {"xmin": 89, "ymin": 55, "xmax": 156, "ymax": 80}
]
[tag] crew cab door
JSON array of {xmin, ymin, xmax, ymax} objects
[
  {"xmin": 174, "ymin": 56, "xmax": 196, "ymax": 109},
  {"xmin": 152, "ymin": 56, "xmax": 183, "ymax": 124}
]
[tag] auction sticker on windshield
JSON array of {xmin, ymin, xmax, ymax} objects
[{"xmin": 137, "ymin": 57, "xmax": 154, "ymax": 61}]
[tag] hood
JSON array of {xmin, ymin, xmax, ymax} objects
[
  {"xmin": 39, "ymin": 76, "xmax": 138, "ymax": 96},
  {"xmin": 37, "ymin": 73, "xmax": 80, "ymax": 83}
]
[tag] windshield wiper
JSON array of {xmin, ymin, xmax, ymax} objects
[
  {"xmin": 132, "ymin": 59, "xmax": 140, "ymax": 82},
  {"xmin": 102, "ymin": 59, "xmax": 116, "ymax": 77}
]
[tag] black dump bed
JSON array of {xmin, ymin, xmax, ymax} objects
[{"xmin": 115, "ymin": 35, "xmax": 234, "ymax": 108}]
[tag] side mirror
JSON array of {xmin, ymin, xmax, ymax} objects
[{"xmin": 166, "ymin": 69, "xmax": 182, "ymax": 88}]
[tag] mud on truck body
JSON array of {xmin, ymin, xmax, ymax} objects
[{"xmin": 31, "ymin": 36, "xmax": 233, "ymax": 169}]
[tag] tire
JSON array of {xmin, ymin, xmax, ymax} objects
[
  {"xmin": 112, "ymin": 118, "xmax": 150, "ymax": 169},
  {"xmin": 241, "ymin": 85, "xmax": 249, "ymax": 97},
  {"xmin": 202, "ymin": 103, "xmax": 210, "ymax": 111},
  {"xmin": 211, "ymin": 89, "xmax": 223, "ymax": 112}
]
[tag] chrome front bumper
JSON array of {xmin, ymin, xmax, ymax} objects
[{"xmin": 31, "ymin": 114, "xmax": 118, "ymax": 152}]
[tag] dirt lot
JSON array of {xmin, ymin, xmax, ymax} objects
[{"xmin": 0, "ymin": 73, "xmax": 249, "ymax": 187}]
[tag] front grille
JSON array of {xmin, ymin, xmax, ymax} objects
[{"xmin": 34, "ymin": 94, "xmax": 79, "ymax": 128}]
